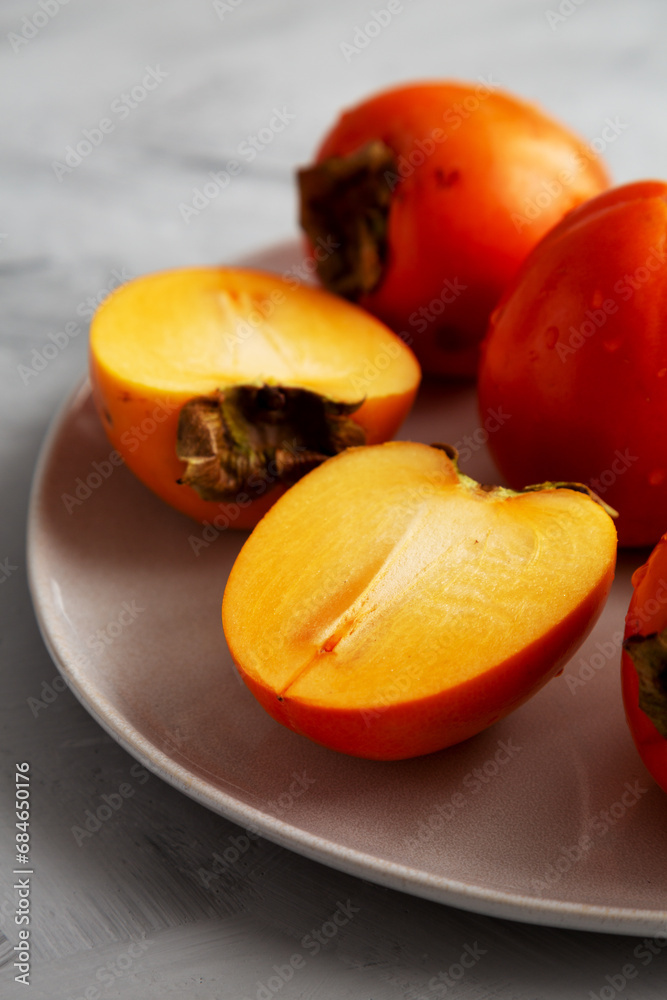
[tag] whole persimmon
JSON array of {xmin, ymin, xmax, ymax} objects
[
  {"xmin": 478, "ymin": 180, "xmax": 667, "ymax": 548},
  {"xmin": 298, "ymin": 80, "xmax": 609, "ymax": 377},
  {"xmin": 223, "ymin": 442, "xmax": 617, "ymax": 760},
  {"xmin": 89, "ymin": 268, "xmax": 420, "ymax": 528},
  {"xmin": 623, "ymin": 533, "xmax": 667, "ymax": 794}
]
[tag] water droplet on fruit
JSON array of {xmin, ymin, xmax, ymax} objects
[
  {"xmin": 603, "ymin": 335, "xmax": 623, "ymax": 353},
  {"xmin": 591, "ymin": 289, "xmax": 604, "ymax": 308},
  {"xmin": 649, "ymin": 469, "xmax": 666, "ymax": 486},
  {"xmin": 528, "ymin": 349, "xmax": 539, "ymax": 362},
  {"xmin": 545, "ymin": 326, "xmax": 559, "ymax": 348}
]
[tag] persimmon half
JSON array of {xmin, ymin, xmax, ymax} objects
[
  {"xmin": 298, "ymin": 80, "xmax": 609, "ymax": 377},
  {"xmin": 222, "ymin": 442, "xmax": 617, "ymax": 760},
  {"xmin": 89, "ymin": 267, "xmax": 420, "ymax": 528}
]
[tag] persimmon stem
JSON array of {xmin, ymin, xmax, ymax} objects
[
  {"xmin": 298, "ymin": 140, "xmax": 397, "ymax": 299},
  {"xmin": 430, "ymin": 443, "xmax": 617, "ymax": 513},
  {"xmin": 624, "ymin": 631, "xmax": 667, "ymax": 738},
  {"xmin": 176, "ymin": 384, "xmax": 365, "ymax": 501}
]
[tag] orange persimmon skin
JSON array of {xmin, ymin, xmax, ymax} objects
[
  {"xmin": 478, "ymin": 180, "xmax": 667, "ymax": 549},
  {"xmin": 89, "ymin": 358, "xmax": 285, "ymax": 529},
  {"xmin": 223, "ymin": 442, "xmax": 617, "ymax": 760},
  {"xmin": 308, "ymin": 81, "xmax": 609, "ymax": 376},
  {"xmin": 622, "ymin": 534, "xmax": 667, "ymax": 794},
  {"xmin": 237, "ymin": 581, "xmax": 613, "ymax": 760},
  {"xmin": 89, "ymin": 267, "xmax": 420, "ymax": 529}
]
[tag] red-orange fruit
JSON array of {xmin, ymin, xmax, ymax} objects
[
  {"xmin": 223, "ymin": 442, "xmax": 617, "ymax": 759},
  {"xmin": 298, "ymin": 80, "xmax": 609, "ymax": 376},
  {"xmin": 478, "ymin": 180, "xmax": 667, "ymax": 548}
]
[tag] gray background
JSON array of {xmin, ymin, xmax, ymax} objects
[{"xmin": 2, "ymin": 0, "xmax": 667, "ymax": 997}]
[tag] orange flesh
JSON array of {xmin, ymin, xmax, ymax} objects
[
  {"xmin": 223, "ymin": 442, "xmax": 617, "ymax": 758},
  {"xmin": 89, "ymin": 268, "xmax": 420, "ymax": 526}
]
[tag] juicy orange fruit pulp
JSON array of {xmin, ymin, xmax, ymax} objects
[
  {"xmin": 89, "ymin": 267, "xmax": 420, "ymax": 527},
  {"xmin": 223, "ymin": 442, "xmax": 617, "ymax": 759}
]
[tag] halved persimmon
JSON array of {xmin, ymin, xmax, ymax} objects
[
  {"xmin": 222, "ymin": 442, "xmax": 617, "ymax": 759},
  {"xmin": 89, "ymin": 267, "xmax": 420, "ymax": 528}
]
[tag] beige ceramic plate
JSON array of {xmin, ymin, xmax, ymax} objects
[{"xmin": 27, "ymin": 246, "xmax": 667, "ymax": 936}]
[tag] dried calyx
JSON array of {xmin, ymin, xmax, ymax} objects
[
  {"xmin": 298, "ymin": 140, "xmax": 397, "ymax": 300},
  {"xmin": 176, "ymin": 384, "xmax": 365, "ymax": 501},
  {"xmin": 519, "ymin": 480, "xmax": 618, "ymax": 517},
  {"xmin": 431, "ymin": 444, "xmax": 618, "ymax": 515},
  {"xmin": 624, "ymin": 631, "xmax": 667, "ymax": 738}
]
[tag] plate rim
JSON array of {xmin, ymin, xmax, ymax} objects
[{"xmin": 26, "ymin": 377, "xmax": 667, "ymax": 940}]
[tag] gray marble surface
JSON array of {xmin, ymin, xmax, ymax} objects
[{"xmin": 2, "ymin": 0, "xmax": 667, "ymax": 996}]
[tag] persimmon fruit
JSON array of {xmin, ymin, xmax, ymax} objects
[
  {"xmin": 222, "ymin": 442, "xmax": 617, "ymax": 760},
  {"xmin": 478, "ymin": 180, "xmax": 667, "ymax": 548},
  {"xmin": 622, "ymin": 533, "xmax": 667, "ymax": 794},
  {"xmin": 89, "ymin": 267, "xmax": 420, "ymax": 528},
  {"xmin": 298, "ymin": 80, "xmax": 610, "ymax": 377}
]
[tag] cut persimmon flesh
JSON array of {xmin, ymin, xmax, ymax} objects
[
  {"xmin": 89, "ymin": 267, "xmax": 420, "ymax": 527},
  {"xmin": 222, "ymin": 442, "xmax": 617, "ymax": 759}
]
